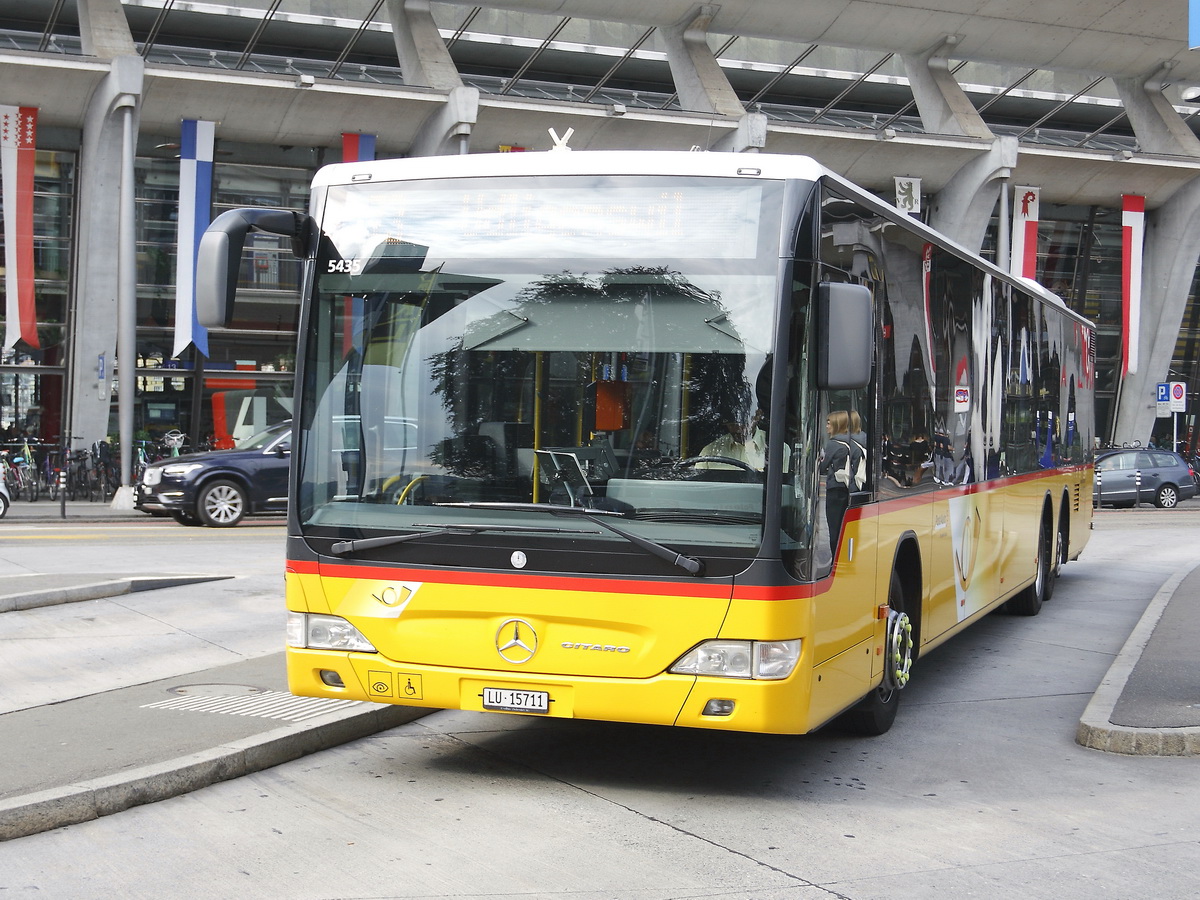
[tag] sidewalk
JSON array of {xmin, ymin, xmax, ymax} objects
[
  {"xmin": 0, "ymin": 496, "xmax": 261, "ymax": 523},
  {"xmin": 0, "ymin": 518, "xmax": 1197, "ymax": 843},
  {"xmin": 0, "ymin": 567, "xmax": 427, "ymax": 842},
  {"xmin": 1075, "ymin": 559, "xmax": 1200, "ymax": 755}
]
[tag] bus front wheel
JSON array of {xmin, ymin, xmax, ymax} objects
[{"xmin": 840, "ymin": 570, "xmax": 912, "ymax": 736}]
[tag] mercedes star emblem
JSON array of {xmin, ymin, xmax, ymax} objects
[{"xmin": 495, "ymin": 618, "xmax": 538, "ymax": 664}]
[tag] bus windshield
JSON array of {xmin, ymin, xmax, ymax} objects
[{"xmin": 297, "ymin": 174, "xmax": 791, "ymax": 571}]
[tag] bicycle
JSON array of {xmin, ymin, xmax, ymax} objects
[
  {"xmin": 92, "ymin": 441, "xmax": 119, "ymax": 500},
  {"xmin": 37, "ymin": 441, "xmax": 62, "ymax": 501},
  {"xmin": 65, "ymin": 449, "xmax": 96, "ymax": 502},
  {"xmin": 3, "ymin": 444, "xmax": 39, "ymax": 502}
]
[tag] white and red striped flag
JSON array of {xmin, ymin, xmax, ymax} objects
[
  {"xmin": 1, "ymin": 105, "xmax": 39, "ymax": 350},
  {"xmin": 1121, "ymin": 194, "xmax": 1145, "ymax": 377}
]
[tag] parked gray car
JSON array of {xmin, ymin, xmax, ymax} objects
[{"xmin": 1093, "ymin": 448, "xmax": 1197, "ymax": 508}]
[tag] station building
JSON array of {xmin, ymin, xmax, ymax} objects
[{"xmin": 3, "ymin": 0, "xmax": 1200, "ymax": 464}]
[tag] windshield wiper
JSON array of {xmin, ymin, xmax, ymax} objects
[
  {"xmin": 329, "ymin": 522, "xmax": 596, "ymax": 556},
  {"xmin": 631, "ymin": 508, "xmax": 762, "ymax": 525},
  {"xmin": 434, "ymin": 502, "xmax": 705, "ymax": 576}
]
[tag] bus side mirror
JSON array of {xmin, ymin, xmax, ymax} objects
[
  {"xmin": 196, "ymin": 208, "xmax": 317, "ymax": 328},
  {"xmin": 816, "ymin": 281, "xmax": 872, "ymax": 390}
]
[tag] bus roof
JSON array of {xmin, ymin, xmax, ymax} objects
[{"xmin": 311, "ymin": 149, "xmax": 826, "ymax": 188}]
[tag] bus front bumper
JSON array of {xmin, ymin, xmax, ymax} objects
[{"xmin": 286, "ymin": 647, "xmax": 814, "ymax": 734}]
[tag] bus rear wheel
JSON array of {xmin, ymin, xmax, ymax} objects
[
  {"xmin": 1006, "ymin": 516, "xmax": 1050, "ymax": 616},
  {"xmin": 840, "ymin": 570, "xmax": 912, "ymax": 736}
]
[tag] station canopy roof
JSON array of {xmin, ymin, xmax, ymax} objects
[{"xmin": 4, "ymin": 1, "xmax": 1200, "ymax": 206}]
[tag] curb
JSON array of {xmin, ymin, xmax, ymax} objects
[
  {"xmin": 0, "ymin": 703, "xmax": 431, "ymax": 841},
  {"xmin": 0, "ymin": 576, "xmax": 232, "ymax": 613},
  {"xmin": 1076, "ymin": 559, "xmax": 1200, "ymax": 756}
]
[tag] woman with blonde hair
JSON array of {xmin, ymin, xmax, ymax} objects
[{"xmin": 819, "ymin": 410, "xmax": 862, "ymax": 553}]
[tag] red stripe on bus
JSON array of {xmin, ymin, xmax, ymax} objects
[{"xmin": 290, "ymin": 560, "xmax": 735, "ymax": 598}]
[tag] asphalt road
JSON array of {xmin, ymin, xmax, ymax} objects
[{"xmin": 1, "ymin": 509, "xmax": 1199, "ymax": 898}]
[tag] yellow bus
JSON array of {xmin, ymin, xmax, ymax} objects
[{"xmin": 198, "ymin": 150, "xmax": 1093, "ymax": 736}]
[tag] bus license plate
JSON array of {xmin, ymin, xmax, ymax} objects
[{"xmin": 482, "ymin": 687, "xmax": 550, "ymax": 713}]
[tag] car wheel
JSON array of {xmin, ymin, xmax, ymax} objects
[
  {"xmin": 0, "ymin": 491, "xmax": 8, "ymax": 518},
  {"xmin": 1156, "ymin": 484, "xmax": 1179, "ymax": 509},
  {"xmin": 196, "ymin": 480, "xmax": 247, "ymax": 527}
]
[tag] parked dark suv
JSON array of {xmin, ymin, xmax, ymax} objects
[
  {"xmin": 1093, "ymin": 448, "xmax": 1197, "ymax": 509},
  {"xmin": 137, "ymin": 421, "xmax": 291, "ymax": 526}
]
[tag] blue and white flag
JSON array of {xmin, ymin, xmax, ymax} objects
[{"xmin": 173, "ymin": 119, "xmax": 215, "ymax": 358}]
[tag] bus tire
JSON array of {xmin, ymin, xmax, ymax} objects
[
  {"xmin": 197, "ymin": 479, "xmax": 247, "ymax": 527},
  {"xmin": 1045, "ymin": 505, "xmax": 1068, "ymax": 601},
  {"xmin": 840, "ymin": 570, "xmax": 911, "ymax": 736},
  {"xmin": 1006, "ymin": 515, "xmax": 1050, "ymax": 616}
]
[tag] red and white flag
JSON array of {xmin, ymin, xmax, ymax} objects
[
  {"xmin": 1009, "ymin": 185, "xmax": 1040, "ymax": 282},
  {"xmin": 1121, "ymin": 194, "xmax": 1145, "ymax": 377},
  {"xmin": 1, "ymin": 105, "xmax": 39, "ymax": 350}
]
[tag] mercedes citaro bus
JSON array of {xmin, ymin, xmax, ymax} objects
[{"xmin": 197, "ymin": 150, "xmax": 1093, "ymax": 736}]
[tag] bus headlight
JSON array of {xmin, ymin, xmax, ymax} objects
[
  {"xmin": 669, "ymin": 639, "xmax": 800, "ymax": 680},
  {"xmin": 288, "ymin": 612, "xmax": 377, "ymax": 652}
]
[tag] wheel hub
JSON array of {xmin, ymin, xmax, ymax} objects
[{"xmin": 884, "ymin": 609, "xmax": 913, "ymax": 691}]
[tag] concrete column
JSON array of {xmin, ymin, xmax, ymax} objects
[
  {"xmin": 661, "ymin": 5, "xmax": 744, "ymax": 118},
  {"xmin": 77, "ymin": 0, "xmax": 137, "ymax": 58},
  {"xmin": 901, "ymin": 37, "xmax": 993, "ymax": 139},
  {"xmin": 1113, "ymin": 66, "xmax": 1200, "ymax": 157},
  {"xmin": 386, "ymin": 0, "xmax": 475, "ymax": 155},
  {"xmin": 1113, "ymin": 176, "xmax": 1200, "ymax": 445},
  {"xmin": 68, "ymin": 55, "xmax": 144, "ymax": 448},
  {"xmin": 408, "ymin": 85, "xmax": 479, "ymax": 157},
  {"xmin": 709, "ymin": 112, "xmax": 767, "ymax": 153},
  {"xmin": 387, "ymin": 0, "xmax": 463, "ymax": 91},
  {"xmin": 927, "ymin": 136, "xmax": 1018, "ymax": 254}
]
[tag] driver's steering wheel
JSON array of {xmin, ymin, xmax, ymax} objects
[{"xmin": 673, "ymin": 455, "xmax": 759, "ymax": 473}]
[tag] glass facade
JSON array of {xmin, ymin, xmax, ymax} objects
[
  {"xmin": 131, "ymin": 155, "xmax": 306, "ymax": 451},
  {"xmin": 982, "ymin": 202, "xmax": 1138, "ymax": 447},
  {"xmin": 0, "ymin": 145, "xmax": 307, "ymax": 457}
]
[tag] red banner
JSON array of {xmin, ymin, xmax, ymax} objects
[
  {"xmin": 1121, "ymin": 194, "xmax": 1145, "ymax": 377},
  {"xmin": 1, "ymin": 105, "xmax": 39, "ymax": 350}
]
